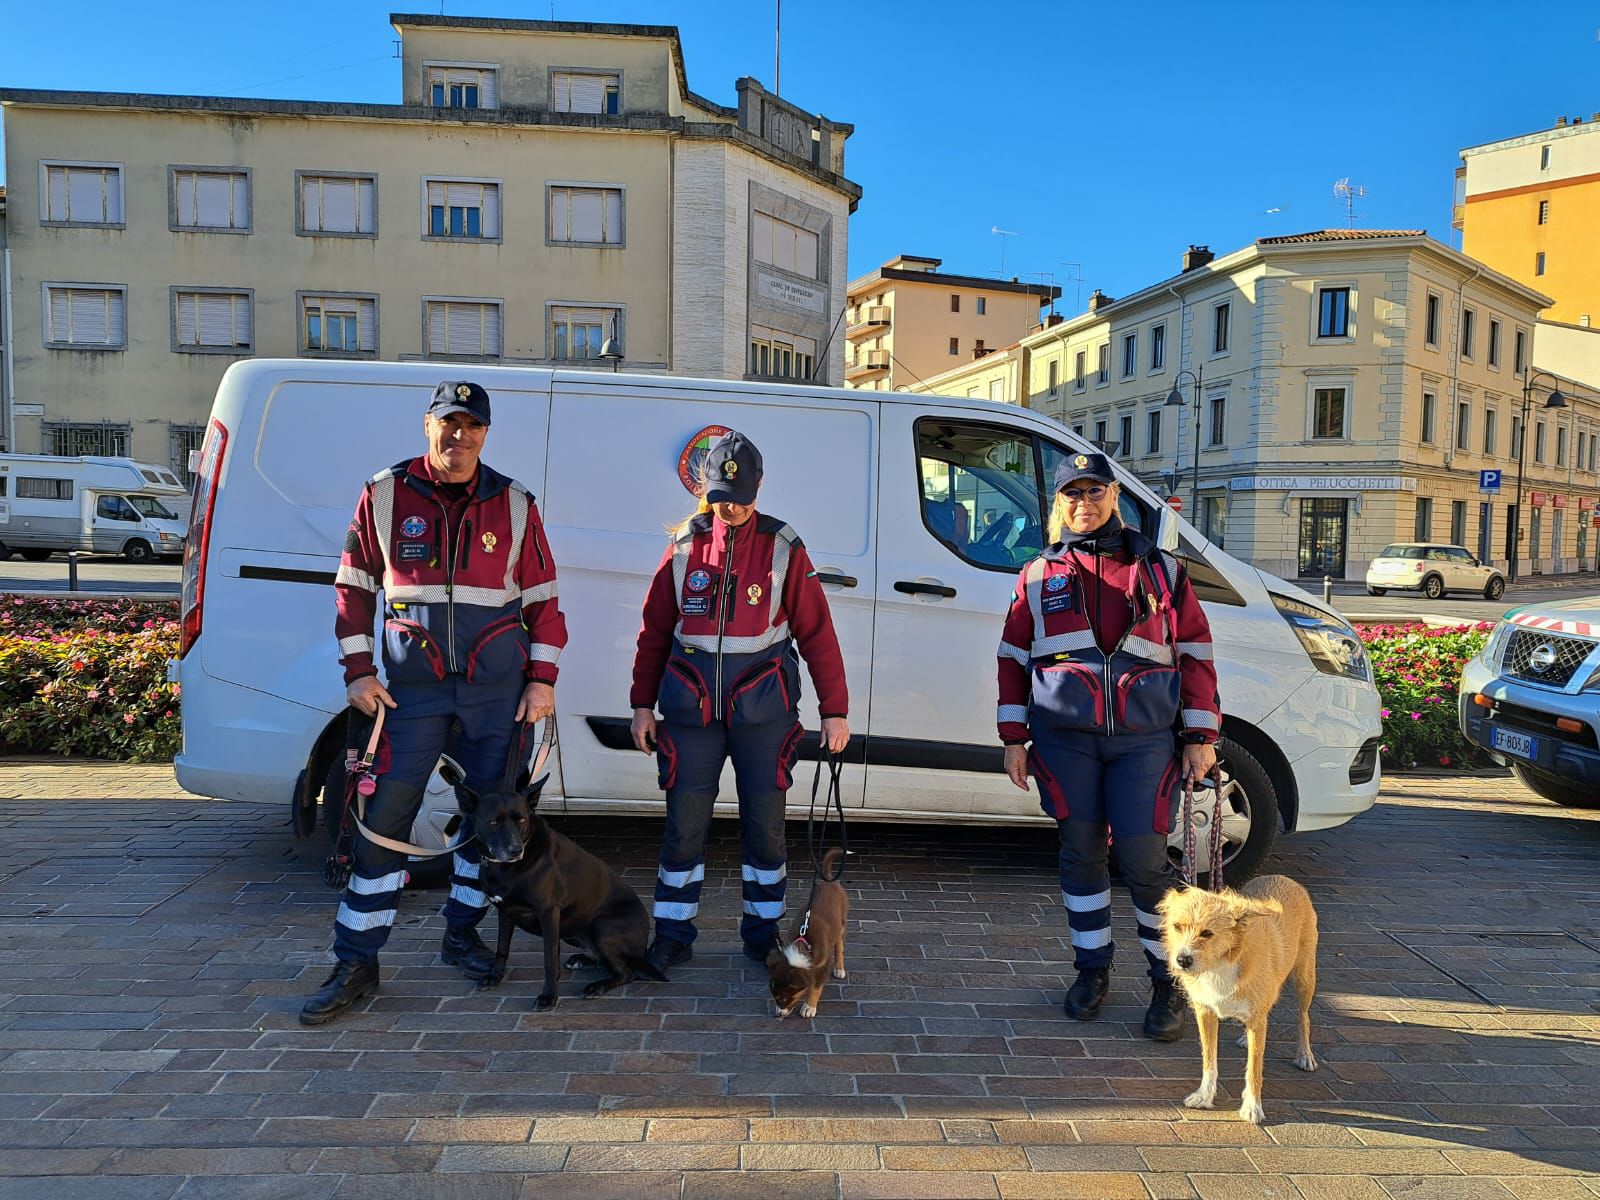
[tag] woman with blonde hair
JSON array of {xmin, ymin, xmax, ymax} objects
[
  {"xmin": 996, "ymin": 451, "xmax": 1221, "ymax": 1041},
  {"xmin": 629, "ymin": 431, "xmax": 850, "ymax": 972}
]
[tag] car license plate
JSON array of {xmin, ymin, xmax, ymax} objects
[{"xmin": 1490, "ymin": 727, "xmax": 1537, "ymax": 761}]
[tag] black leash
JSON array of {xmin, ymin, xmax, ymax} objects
[{"xmin": 807, "ymin": 745, "xmax": 848, "ymax": 882}]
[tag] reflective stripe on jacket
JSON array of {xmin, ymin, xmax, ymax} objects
[
  {"xmin": 996, "ymin": 528, "xmax": 1220, "ymax": 745},
  {"xmin": 334, "ymin": 455, "xmax": 567, "ymax": 687},
  {"xmin": 630, "ymin": 511, "xmax": 848, "ymax": 719}
]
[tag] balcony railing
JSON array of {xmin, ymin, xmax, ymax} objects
[
  {"xmin": 845, "ymin": 349, "xmax": 890, "ymax": 379},
  {"xmin": 845, "ymin": 306, "xmax": 891, "ymax": 338}
]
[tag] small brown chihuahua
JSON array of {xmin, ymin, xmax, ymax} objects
[{"xmin": 765, "ymin": 848, "xmax": 848, "ymax": 1019}]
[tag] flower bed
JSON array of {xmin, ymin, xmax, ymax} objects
[
  {"xmin": 0, "ymin": 596, "xmax": 181, "ymax": 761},
  {"xmin": 1358, "ymin": 621, "xmax": 1496, "ymax": 771}
]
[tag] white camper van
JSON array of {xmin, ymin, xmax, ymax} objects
[
  {"xmin": 172, "ymin": 360, "xmax": 1383, "ymax": 881},
  {"xmin": 0, "ymin": 454, "xmax": 188, "ymax": 563}
]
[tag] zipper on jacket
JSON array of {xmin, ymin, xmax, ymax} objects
[
  {"xmin": 461, "ymin": 519, "xmax": 473, "ymax": 572},
  {"xmin": 714, "ymin": 523, "xmax": 737, "ymax": 716}
]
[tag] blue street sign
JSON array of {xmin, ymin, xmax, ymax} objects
[{"xmin": 1480, "ymin": 469, "xmax": 1502, "ymax": 492}]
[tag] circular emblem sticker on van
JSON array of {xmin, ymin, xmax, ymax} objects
[
  {"xmin": 1045, "ymin": 575, "xmax": 1068, "ymax": 592},
  {"xmin": 400, "ymin": 516, "xmax": 428, "ymax": 539},
  {"xmin": 677, "ymin": 425, "xmax": 733, "ymax": 496},
  {"xmin": 687, "ymin": 570, "xmax": 711, "ymax": 592}
]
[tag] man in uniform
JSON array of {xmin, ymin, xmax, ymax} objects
[{"xmin": 301, "ymin": 380, "xmax": 567, "ymax": 1024}]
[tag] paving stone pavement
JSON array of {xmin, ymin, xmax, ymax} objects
[{"xmin": 0, "ymin": 761, "xmax": 1597, "ymax": 1199}]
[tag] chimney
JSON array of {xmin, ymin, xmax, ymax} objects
[
  {"xmin": 1556, "ymin": 116, "xmax": 1568, "ymax": 127},
  {"xmin": 1182, "ymin": 245, "xmax": 1215, "ymax": 272},
  {"xmin": 1087, "ymin": 289, "xmax": 1114, "ymax": 312}
]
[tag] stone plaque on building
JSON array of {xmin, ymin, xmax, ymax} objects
[{"xmin": 755, "ymin": 269, "xmax": 827, "ymax": 314}]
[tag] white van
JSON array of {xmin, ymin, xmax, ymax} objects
[
  {"xmin": 172, "ymin": 360, "xmax": 1382, "ymax": 880},
  {"xmin": 0, "ymin": 453, "xmax": 188, "ymax": 563}
]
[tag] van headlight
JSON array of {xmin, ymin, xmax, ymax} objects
[
  {"xmin": 1481, "ymin": 620, "xmax": 1513, "ymax": 669},
  {"xmin": 1271, "ymin": 594, "xmax": 1370, "ymax": 682}
]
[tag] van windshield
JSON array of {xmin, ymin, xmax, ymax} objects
[
  {"xmin": 1377, "ymin": 544, "xmax": 1423, "ymax": 559},
  {"xmin": 128, "ymin": 495, "xmax": 178, "ymax": 521}
]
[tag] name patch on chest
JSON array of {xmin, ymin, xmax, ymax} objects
[
  {"xmin": 1041, "ymin": 593, "xmax": 1074, "ymax": 615},
  {"xmin": 397, "ymin": 541, "xmax": 430, "ymax": 562},
  {"xmin": 681, "ymin": 594, "xmax": 712, "ymax": 616}
]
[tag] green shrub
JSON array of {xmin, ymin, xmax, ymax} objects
[
  {"xmin": 0, "ymin": 595, "xmax": 180, "ymax": 761},
  {"xmin": 1359, "ymin": 621, "xmax": 1495, "ymax": 771}
]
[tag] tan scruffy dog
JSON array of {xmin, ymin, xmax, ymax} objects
[
  {"xmin": 765, "ymin": 848, "xmax": 848, "ymax": 1019},
  {"xmin": 1159, "ymin": 875, "xmax": 1319, "ymax": 1124}
]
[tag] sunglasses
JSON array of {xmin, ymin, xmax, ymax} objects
[{"xmin": 1060, "ymin": 485, "xmax": 1109, "ymax": 502}]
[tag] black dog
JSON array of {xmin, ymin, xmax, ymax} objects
[{"xmin": 437, "ymin": 758, "xmax": 667, "ymax": 1011}]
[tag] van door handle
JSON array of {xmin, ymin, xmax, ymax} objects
[
  {"xmin": 894, "ymin": 579, "xmax": 957, "ymax": 598},
  {"xmin": 816, "ymin": 570, "xmax": 858, "ymax": 588}
]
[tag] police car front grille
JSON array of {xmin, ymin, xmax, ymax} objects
[{"xmin": 1503, "ymin": 628, "xmax": 1597, "ymax": 688}]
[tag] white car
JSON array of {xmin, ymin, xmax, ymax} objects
[
  {"xmin": 1366, "ymin": 542, "xmax": 1506, "ymax": 601},
  {"xmin": 171, "ymin": 360, "xmax": 1384, "ymax": 883}
]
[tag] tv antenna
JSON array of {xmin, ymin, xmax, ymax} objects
[
  {"xmin": 991, "ymin": 226, "xmax": 1019, "ymax": 275},
  {"xmin": 1058, "ymin": 261, "xmax": 1087, "ymax": 311},
  {"xmin": 1332, "ymin": 178, "xmax": 1367, "ymax": 228}
]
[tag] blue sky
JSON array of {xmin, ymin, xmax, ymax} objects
[{"xmin": 4, "ymin": 1, "xmax": 1598, "ymax": 306}]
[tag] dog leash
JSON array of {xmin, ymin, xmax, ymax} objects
[
  {"xmin": 1179, "ymin": 767, "xmax": 1227, "ymax": 890},
  {"xmin": 807, "ymin": 744, "xmax": 848, "ymax": 883}
]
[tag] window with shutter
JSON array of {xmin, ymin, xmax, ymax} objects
[
  {"xmin": 749, "ymin": 326, "xmax": 816, "ymax": 379},
  {"xmin": 41, "ymin": 162, "xmax": 124, "ymax": 225},
  {"xmin": 548, "ymin": 185, "xmax": 624, "ymax": 245},
  {"xmin": 172, "ymin": 168, "xmax": 249, "ymax": 231},
  {"xmin": 752, "ymin": 211, "xmax": 820, "ymax": 280},
  {"xmin": 550, "ymin": 305, "xmax": 621, "ymax": 361},
  {"xmin": 173, "ymin": 290, "xmax": 253, "ymax": 353},
  {"xmin": 552, "ymin": 71, "xmax": 621, "ymax": 114},
  {"xmin": 426, "ymin": 64, "xmax": 498, "ymax": 110},
  {"xmin": 424, "ymin": 179, "xmax": 500, "ymax": 239},
  {"xmin": 301, "ymin": 294, "xmax": 378, "ymax": 354},
  {"xmin": 425, "ymin": 300, "xmax": 503, "ymax": 358},
  {"xmin": 43, "ymin": 285, "xmax": 127, "ymax": 348},
  {"xmin": 298, "ymin": 174, "xmax": 377, "ymax": 236}
]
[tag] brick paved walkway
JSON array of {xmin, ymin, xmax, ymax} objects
[{"xmin": 1, "ymin": 763, "xmax": 1597, "ymax": 1199}]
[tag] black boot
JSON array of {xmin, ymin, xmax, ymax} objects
[
  {"xmin": 299, "ymin": 960, "xmax": 380, "ymax": 1026},
  {"xmin": 1062, "ymin": 966, "xmax": 1110, "ymax": 1020},
  {"xmin": 646, "ymin": 937, "xmax": 692, "ymax": 974},
  {"xmin": 441, "ymin": 927, "xmax": 497, "ymax": 982},
  {"xmin": 742, "ymin": 935, "xmax": 779, "ymax": 964},
  {"xmin": 1143, "ymin": 977, "xmax": 1187, "ymax": 1042}
]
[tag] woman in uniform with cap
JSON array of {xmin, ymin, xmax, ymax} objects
[
  {"xmin": 629, "ymin": 431, "xmax": 851, "ymax": 971},
  {"xmin": 996, "ymin": 451, "xmax": 1221, "ymax": 1041}
]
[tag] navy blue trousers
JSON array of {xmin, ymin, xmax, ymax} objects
[
  {"xmin": 1028, "ymin": 727, "xmax": 1181, "ymax": 980},
  {"xmin": 332, "ymin": 675, "xmax": 522, "ymax": 964},
  {"xmin": 652, "ymin": 718, "xmax": 802, "ymax": 949}
]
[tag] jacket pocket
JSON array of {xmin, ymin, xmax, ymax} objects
[
  {"xmin": 383, "ymin": 617, "xmax": 446, "ymax": 683},
  {"xmin": 775, "ymin": 722, "xmax": 804, "ymax": 791},
  {"xmin": 1028, "ymin": 747, "xmax": 1069, "ymax": 819},
  {"xmin": 1153, "ymin": 756, "xmax": 1181, "ymax": 834},
  {"xmin": 465, "ymin": 614, "xmax": 529, "ymax": 684},
  {"xmin": 727, "ymin": 658, "xmax": 795, "ymax": 729},
  {"xmin": 658, "ymin": 657, "xmax": 712, "ymax": 727},
  {"xmin": 656, "ymin": 729, "xmax": 679, "ymax": 791},
  {"xmin": 1029, "ymin": 661, "xmax": 1105, "ymax": 733},
  {"xmin": 1115, "ymin": 665, "xmax": 1182, "ymax": 734}
]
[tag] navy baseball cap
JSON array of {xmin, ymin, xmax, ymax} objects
[
  {"xmin": 1053, "ymin": 451, "xmax": 1116, "ymax": 492},
  {"xmin": 427, "ymin": 380, "xmax": 492, "ymax": 426},
  {"xmin": 702, "ymin": 431, "xmax": 763, "ymax": 505}
]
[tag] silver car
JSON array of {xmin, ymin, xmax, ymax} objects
[
  {"xmin": 1366, "ymin": 542, "xmax": 1506, "ymax": 601},
  {"xmin": 1459, "ymin": 597, "xmax": 1600, "ymax": 809}
]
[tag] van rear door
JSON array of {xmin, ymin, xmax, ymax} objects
[{"xmin": 542, "ymin": 375, "xmax": 877, "ymax": 811}]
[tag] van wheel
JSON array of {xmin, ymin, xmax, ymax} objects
[
  {"xmin": 319, "ymin": 757, "xmax": 451, "ymax": 890},
  {"xmin": 1484, "ymin": 576, "xmax": 1506, "ymax": 601},
  {"xmin": 1511, "ymin": 763, "xmax": 1600, "ymax": 809},
  {"xmin": 123, "ymin": 539, "xmax": 155, "ymax": 564},
  {"xmin": 19, "ymin": 549, "xmax": 53, "ymax": 562},
  {"xmin": 1164, "ymin": 738, "xmax": 1278, "ymax": 886},
  {"xmin": 1367, "ymin": 586, "xmax": 1386, "ymax": 596},
  {"xmin": 1421, "ymin": 573, "xmax": 1445, "ymax": 599}
]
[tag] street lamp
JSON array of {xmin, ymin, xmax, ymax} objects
[
  {"xmin": 1511, "ymin": 370, "xmax": 1567, "ymax": 583},
  {"xmin": 1164, "ymin": 365, "xmax": 1204, "ymax": 520},
  {"xmin": 597, "ymin": 317, "xmax": 624, "ymax": 372}
]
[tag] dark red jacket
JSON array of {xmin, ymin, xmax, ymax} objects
[
  {"xmin": 996, "ymin": 529, "xmax": 1219, "ymax": 745},
  {"xmin": 630, "ymin": 511, "xmax": 848, "ymax": 718},
  {"xmin": 334, "ymin": 455, "xmax": 567, "ymax": 688}
]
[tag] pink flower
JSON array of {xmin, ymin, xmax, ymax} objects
[
  {"xmin": 123, "ymin": 713, "xmax": 135, "ymax": 724},
  {"xmin": 1380, "ymin": 708, "xmax": 1391, "ymax": 718},
  {"xmin": 1410, "ymin": 712, "xmax": 1422, "ymax": 721}
]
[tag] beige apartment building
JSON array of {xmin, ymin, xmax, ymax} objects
[
  {"xmin": 844, "ymin": 255, "xmax": 1057, "ymax": 392},
  {"xmin": 0, "ymin": 13, "xmax": 859, "ymax": 473},
  {"xmin": 915, "ymin": 231, "xmax": 1600, "ymax": 581}
]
